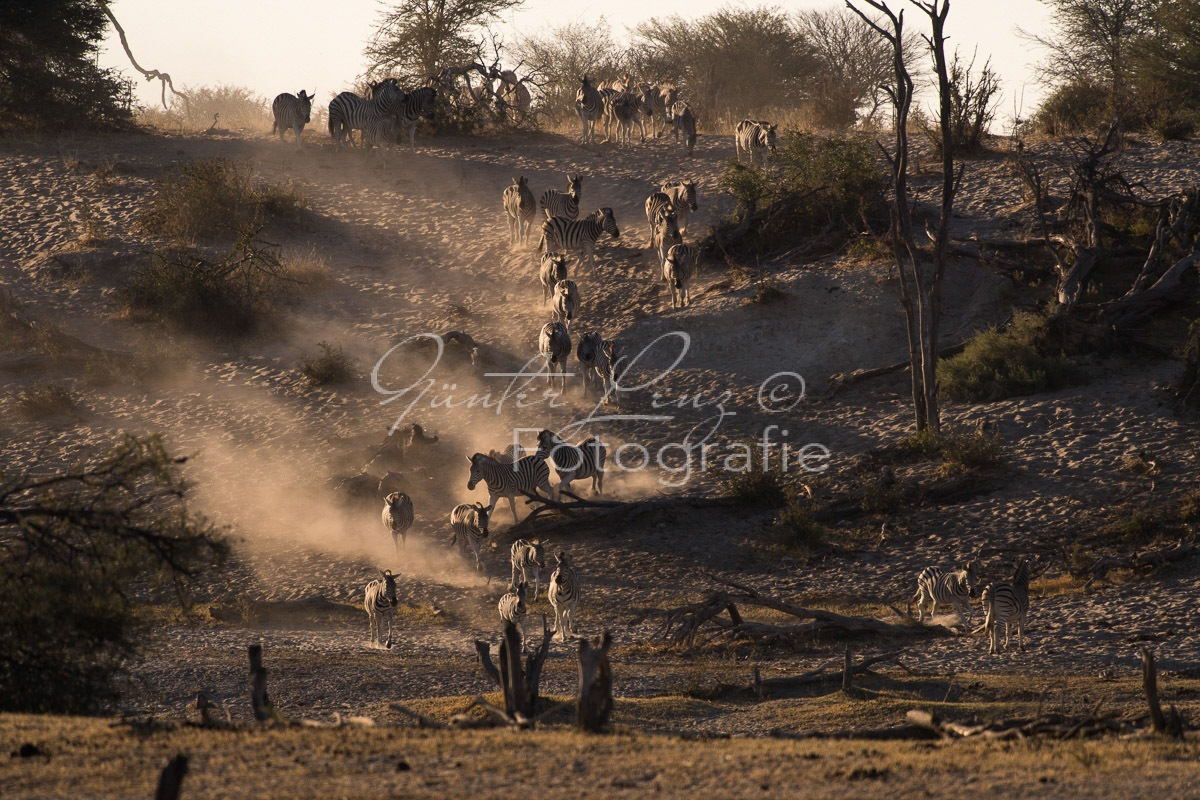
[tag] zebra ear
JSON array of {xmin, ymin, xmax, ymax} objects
[{"xmin": 465, "ymin": 455, "xmax": 473, "ymax": 463}]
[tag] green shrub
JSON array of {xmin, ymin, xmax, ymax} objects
[
  {"xmin": 1030, "ymin": 81, "xmax": 1109, "ymax": 137},
  {"xmin": 722, "ymin": 447, "xmax": 787, "ymax": 507},
  {"xmin": 121, "ymin": 230, "xmax": 308, "ymax": 338},
  {"xmin": 137, "ymin": 83, "xmax": 271, "ymax": 131},
  {"xmin": 142, "ymin": 158, "xmax": 306, "ymax": 244},
  {"xmin": 12, "ymin": 383, "xmax": 80, "ymax": 419},
  {"xmin": 299, "ymin": 342, "xmax": 358, "ymax": 386},
  {"xmin": 716, "ymin": 132, "xmax": 885, "ymax": 256},
  {"xmin": 907, "ymin": 426, "xmax": 1005, "ymax": 473},
  {"xmin": 749, "ymin": 277, "xmax": 788, "ymax": 305},
  {"xmin": 938, "ymin": 313, "xmax": 1079, "ymax": 402},
  {"xmin": 1153, "ymin": 110, "xmax": 1197, "ymax": 141},
  {"xmin": 774, "ymin": 491, "xmax": 824, "ymax": 552}
]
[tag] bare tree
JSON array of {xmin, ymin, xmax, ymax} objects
[
  {"xmin": 849, "ymin": 0, "xmax": 958, "ymax": 433},
  {"xmin": 364, "ymin": 0, "xmax": 524, "ymax": 80},
  {"xmin": 513, "ymin": 20, "xmax": 628, "ymax": 119}
]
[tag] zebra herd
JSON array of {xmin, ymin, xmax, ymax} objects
[
  {"xmin": 910, "ymin": 557, "xmax": 1032, "ymax": 654},
  {"xmin": 363, "ymin": 429, "xmax": 605, "ymax": 648},
  {"xmin": 575, "ymin": 75, "xmax": 696, "ymax": 156},
  {"xmin": 271, "ymin": 78, "xmax": 437, "ymax": 154}
]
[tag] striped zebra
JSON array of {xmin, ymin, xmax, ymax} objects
[
  {"xmin": 363, "ymin": 115, "xmax": 400, "ymax": 163},
  {"xmin": 395, "ymin": 86, "xmax": 437, "ymax": 151},
  {"xmin": 510, "ymin": 539, "xmax": 546, "ymax": 599},
  {"xmin": 669, "ymin": 102, "xmax": 697, "ymax": 156},
  {"xmin": 488, "ymin": 443, "xmax": 527, "ymax": 464},
  {"xmin": 909, "ymin": 560, "xmax": 978, "ymax": 626},
  {"xmin": 364, "ymin": 569, "xmax": 399, "ymax": 648},
  {"xmin": 576, "ymin": 331, "xmax": 603, "ymax": 396},
  {"xmin": 536, "ymin": 429, "xmax": 606, "ymax": 500},
  {"xmin": 603, "ymin": 92, "xmax": 639, "ymax": 146},
  {"xmin": 575, "ymin": 76, "xmax": 602, "ymax": 144},
  {"xmin": 498, "ymin": 582, "xmax": 529, "ymax": 648},
  {"xmin": 652, "ymin": 209, "xmax": 683, "ymax": 274},
  {"xmin": 598, "ymin": 73, "xmax": 631, "ymax": 92},
  {"xmin": 551, "ymin": 279, "xmax": 580, "ymax": 327},
  {"xmin": 381, "ymin": 492, "xmax": 414, "ymax": 552},
  {"xmin": 660, "ymin": 181, "xmax": 698, "ymax": 235},
  {"xmin": 271, "ymin": 90, "xmax": 315, "ymax": 148},
  {"xmin": 538, "ymin": 321, "xmax": 572, "ymax": 393},
  {"xmin": 644, "ymin": 191, "xmax": 674, "ymax": 242},
  {"xmin": 663, "ymin": 243, "xmax": 698, "ymax": 309},
  {"xmin": 548, "ymin": 551, "xmax": 580, "ymax": 639},
  {"xmin": 538, "ymin": 208, "xmax": 620, "ymax": 275},
  {"xmin": 465, "ymin": 452, "xmax": 553, "ymax": 524},
  {"xmin": 539, "ymin": 252, "xmax": 568, "ymax": 303},
  {"xmin": 449, "ymin": 502, "xmax": 490, "ymax": 571},
  {"xmin": 646, "ymin": 83, "xmax": 677, "ymax": 137},
  {"xmin": 540, "ymin": 173, "xmax": 582, "ymax": 221},
  {"xmin": 982, "ymin": 559, "xmax": 1031, "ymax": 654},
  {"xmin": 595, "ymin": 339, "xmax": 624, "ymax": 398},
  {"xmin": 735, "ymin": 119, "xmax": 777, "ymax": 166},
  {"xmin": 328, "ymin": 81, "xmax": 404, "ymax": 149},
  {"xmin": 503, "ymin": 176, "xmax": 536, "ymax": 246}
]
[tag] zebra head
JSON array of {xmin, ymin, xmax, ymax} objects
[
  {"xmin": 576, "ymin": 331, "xmax": 601, "ymax": 366},
  {"xmin": 1011, "ymin": 558, "xmax": 1030, "ymax": 587},
  {"xmin": 764, "ymin": 123, "xmax": 778, "ymax": 152},
  {"xmin": 656, "ymin": 209, "xmax": 681, "ymax": 246},
  {"xmin": 535, "ymin": 429, "xmax": 563, "ymax": 459},
  {"xmin": 380, "ymin": 569, "xmax": 399, "ymax": 606},
  {"xmin": 680, "ymin": 181, "xmax": 698, "ymax": 211},
  {"xmin": 530, "ymin": 540, "xmax": 546, "ymax": 570},
  {"xmin": 473, "ymin": 503, "xmax": 490, "ymax": 537},
  {"xmin": 567, "ymin": 173, "xmax": 582, "ymax": 200},
  {"xmin": 541, "ymin": 251, "xmax": 568, "ymax": 284},
  {"xmin": 414, "ymin": 86, "xmax": 437, "ymax": 118},
  {"xmin": 514, "ymin": 175, "xmax": 527, "ymax": 190},
  {"xmin": 298, "ymin": 90, "xmax": 314, "ymax": 122},
  {"xmin": 466, "ymin": 453, "xmax": 485, "ymax": 490},
  {"xmin": 597, "ymin": 207, "xmax": 620, "ymax": 239},
  {"xmin": 515, "ymin": 581, "xmax": 528, "ymax": 608},
  {"xmin": 554, "ymin": 551, "xmax": 570, "ymax": 571},
  {"xmin": 963, "ymin": 560, "xmax": 981, "ymax": 598}
]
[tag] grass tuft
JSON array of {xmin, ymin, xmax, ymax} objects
[{"xmin": 299, "ymin": 342, "xmax": 358, "ymax": 387}]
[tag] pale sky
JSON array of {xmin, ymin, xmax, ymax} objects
[{"xmin": 99, "ymin": 0, "xmax": 1054, "ymax": 123}]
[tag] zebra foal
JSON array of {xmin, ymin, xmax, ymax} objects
[
  {"xmin": 576, "ymin": 331, "xmax": 603, "ymax": 396},
  {"xmin": 538, "ymin": 321, "xmax": 572, "ymax": 393},
  {"xmin": 669, "ymin": 102, "xmax": 697, "ymax": 156},
  {"xmin": 449, "ymin": 502, "xmax": 490, "ymax": 572},
  {"xmin": 498, "ymin": 582, "xmax": 529, "ymax": 649},
  {"xmin": 736, "ymin": 119, "xmax": 777, "ymax": 166},
  {"xmin": 552, "ymin": 279, "xmax": 580, "ymax": 327},
  {"xmin": 663, "ymin": 243, "xmax": 698, "ymax": 309},
  {"xmin": 575, "ymin": 76, "xmax": 602, "ymax": 144},
  {"xmin": 536, "ymin": 429, "xmax": 606, "ymax": 500},
  {"xmin": 510, "ymin": 539, "xmax": 546, "ymax": 598},
  {"xmin": 538, "ymin": 208, "xmax": 620, "ymax": 275},
  {"xmin": 660, "ymin": 180, "xmax": 698, "ymax": 234},
  {"xmin": 909, "ymin": 560, "xmax": 978, "ymax": 626},
  {"xmin": 503, "ymin": 175, "xmax": 536, "ymax": 246},
  {"xmin": 364, "ymin": 569, "xmax": 399, "ymax": 648},
  {"xmin": 271, "ymin": 90, "xmax": 315, "ymax": 148},
  {"xmin": 381, "ymin": 491, "xmax": 414, "ymax": 552},
  {"xmin": 541, "ymin": 173, "xmax": 582, "ymax": 221},
  {"xmin": 539, "ymin": 252, "xmax": 568, "ymax": 303},
  {"xmin": 548, "ymin": 551, "xmax": 580, "ymax": 639},
  {"xmin": 465, "ymin": 451, "xmax": 553, "ymax": 524},
  {"xmin": 982, "ymin": 559, "xmax": 1031, "ymax": 654}
]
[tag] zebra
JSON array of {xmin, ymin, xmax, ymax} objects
[
  {"xmin": 540, "ymin": 173, "xmax": 582, "ymax": 221},
  {"xmin": 669, "ymin": 102, "xmax": 697, "ymax": 156},
  {"xmin": 381, "ymin": 492, "xmax": 414, "ymax": 552},
  {"xmin": 647, "ymin": 83, "xmax": 678, "ymax": 137},
  {"xmin": 538, "ymin": 321, "xmax": 572, "ymax": 393},
  {"xmin": 982, "ymin": 559, "xmax": 1031, "ymax": 654},
  {"xmin": 536, "ymin": 429, "xmax": 606, "ymax": 500},
  {"xmin": 909, "ymin": 560, "xmax": 979, "ymax": 626},
  {"xmin": 575, "ymin": 76, "xmax": 602, "ymax": 144},
  {"xmin": 498, "ymin": 582, "xmax": 529, "ymax": 649},
  {"xmin": 395, "ymin": 86, "xmax": 437, "ymax": 151},
  {"xmin": 465, "ymin": 451, "xmax": 553, "ymax": 524},
  {"xmin": 488, "ymin": 443, "xmax": 527, "ymax": 464},
  {"xmin": 539, "ymin": 252, "xmax": 568, "ymax": 303},
  {"xmin": 363, "ymin": 115, "xmax": 400, "ymax": 164},
  {"xmin": 660, "ymin": 180, "xmax": 698, "ymax": 235},
  {"xmin": 663, "ymin": 243, "xmax": 698, "ymax": 309},
  {"xmin": 576, "ymin": 331, "xmax": 603, "ymax": 396},
  {"xmin": 644, "ymin": 191, "xmax": 674, "ymax": 243},
  {"xmin": 736, "ymin": 119, "xmax": 777, "ymax": 166},
  {"xmin": 548, "ymin": 551, "xmax": 579, "ymax": 639},
  {"xmin": 538, "ymin": 208, "xmax": 620, "ymax": 275},
  {"xmin": 503, "ymin": 176, "xmax": 536, "ymax": 246},
  {"xmin": 603, "ymin": 92, "xmax": 639, "ymax": 146},
  {"xmin": 328, "ymin": 81, "xmax": 404, "ymax": 149},
  {"xmin": 510, "ymin": 539, "xmax": 546, "ymax": 599},
  {"xmin": 598, "ymin": 73, "xmax": 631, "ymax": 92},
  {"xmin": 364, "ymin": 569, "xmax": 399, "ymax": 648},
  {"xmin": 449, "ymin": 502, "xmax": 490, "ymax": 571},
  {"xmin": 551, "ymin": 279, "xmax": 580, "ymax": 327},
  {"xmin": 652, "ymin": 210, "xmax": 683, "ymax": 275},
  {"xmin": 595, "ymin": 339, "xmax": 624, "ymax": 398},
  {"xmin": 271, "ymin": 90, "xmax": 315, "ymax": 148}
]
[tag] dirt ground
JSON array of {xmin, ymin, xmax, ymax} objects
[{"xmin": 2, "ymin": 122, "xmax": 1200, "ymax": 793}]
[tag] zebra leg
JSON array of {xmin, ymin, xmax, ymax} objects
[
  {"xmin": 385, "ymin": 611, "xmax": 394, "ymax": 649},
  {"xmin": 1017, "ymin": 615, "xmax": 1025, "ymax": 651},
  {"xmin": 508, "ymin": 494, "xmax": 520, "ymax": 524}
]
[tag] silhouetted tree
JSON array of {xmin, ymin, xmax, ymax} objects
[
  {"xmin": 513, "ymin": 19, "xmax": 628, "ymax": 118},
  {"xmin": 364, "ymin": 0, "xmax": 524, "ymax": 81}
]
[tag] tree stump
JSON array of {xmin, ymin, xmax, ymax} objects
[
  {"xmin": 154, "ymin": 754, "xmax": 188, "ymax": 800},
  {"xmin": 248, "ymin": 644, "xmax": 273, "ymax": 722},
  {"xmin": 576, "ymin": 631, "xmax": 613, "ymax": 733}
]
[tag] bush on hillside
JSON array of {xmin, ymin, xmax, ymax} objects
[{"xmin": 938, "ymin": 313, "xmax": 1079, "ymax": 402}]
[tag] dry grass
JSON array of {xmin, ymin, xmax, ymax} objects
[{"xmin": 10, "ymin": 384, "xmax": 81, "ymax": 420}]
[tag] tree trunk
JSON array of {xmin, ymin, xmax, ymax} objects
[
  {"xmin": 154, "ymin": 754, "xmax": 189, "ymax": 800},
  {"xmin": 576, "ymin": 631, "xmax": 613, "ymax": 733},
  {"xmin": 248, "ymin": 644, "xmax": 272, "ymax": 722}
]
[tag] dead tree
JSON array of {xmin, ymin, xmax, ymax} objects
[
  {"xmin": 154, "ymin": 754, "xmax": 189, "ymax": 800},
  {"xmin": 99, "ymin": 1, "xmax": 189, "ymax": 110},
  {"xmin": 474, "ymin": 616, "xmax": 552, "ymax": 727},
  {"xmin": 248, "ymin": 644, "xmax": 275, "ymax": 722},
  {"xmin": 576, "ymin": 631, "xmax": 613, "ymax": 733},
  {"xmin": 849, "ymin": 0, "xmax": 958, "ymax": 433}
]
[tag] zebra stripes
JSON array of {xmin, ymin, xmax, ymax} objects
[
  {"xmin": 548, "ymin": 551, "xmax": 580, "ymax": 639},
  {"xmin": 603, "ymin": 92, "xmax": 639, "ymax": 146},
  {"xmin": 498, "ymin": 581, "xmax": 529, "ymax": 646},
  {"xmin": 504, "ymin": 176, "xmax": 536, "ymax": 246},
  {"xmin": 663, "ymin": 243, "xmax": 698, "ymax": 309},
  {"xmin": 539, "ymin": 252, "xmax": 568, "ymax": 303},
  {"xmin": 910, "ymin": 561, "xmax": 978, "ymax": 626},
  {"xmin": 653, "ymin": 210, "xmax": 682, "ymax": 275},
  {"xmin": 576, "ymin": 331, "xmax": 603, "ymax": 396},
  {"xmin": 510, "ymin": 539, "xmax": 546, "ymax": 599},
  {"xmin": 538, "ymin": 321, "xmax": 572, "ymax": 393},
  {"xmin": 644, "ymin": 191, "xmax": 674, "ymax": 241},
  {"xmin": 540, "ymin": 173, "xmax": 582, "ymax": 221},
  {"xmin": 660, "ymin": 181, "xmax": 698, "ymax": 234},
  {"xmin": 647, "ymin": 83, "xmax": 678, "ymax": 137},
  {"xmin": 271, "ymin": 90, "xmax": 315, "ymax": 148},
  {"xmin": 983, "ymin": 559, "xmax": 1031, "ymax": 654},
  {"xmin": 669, "ymin": 102, "xmax": 697, "ymax": 156},
  {"xmin": 449, "ymin": 502, "xmax": 490, "ymax": 571},
  {"xmin": 576, "ymin": 76, "xmax": 602, "ymax": 144},
  {"xmin": 328, "ymin": 81, "xmax": 404, "ymax": 149},
  {"xmin": 466, "ymin": 452, "xmax": 553, "ymax": 524},
  {"xmin": 488, "ymin": 443, "xmax": 527, "ymax": 464},
  {"xmin": 736, "ymin": 119, "xmax": 777, "ymax": 165},
  {"xmin": 364, "ymin": 569, "xmax": 399, "ymax": 648},
  {"xmin": 538, "ymin": 208, "xmax": 620, "ymax": 275},
  {"xmin": 382, "ymin": 492, "xmax": 414, "ymax": 551},
  {"xmin": 395, "ymin": 86, "xmax": 437, "ymax": 151},
  {"xmin": 595, "ymin": 339, "xmax": 623, "ymax": 398},
  {"xmin": 536, "ymin": 430, "xmax": 606, "ymax": 500},
  {"xmin": 552, "ymin": 279, "xmax": 580, "ymax": 327}
]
